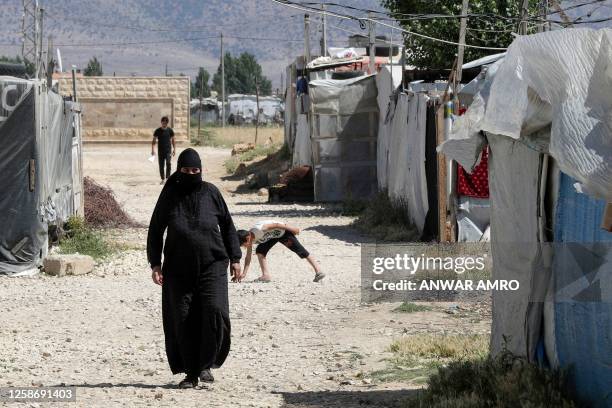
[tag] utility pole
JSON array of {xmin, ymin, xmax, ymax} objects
[
  {"xmin": 320, "ymin": 5, "xmax": 327, "ymax": 57},
  {"xmin": 455, "ymin": 0, "xmax": 469, "ymax": 94},
  {"xmin": 368, "ymin": 12, "xmax": 376, "ymax": 75},
  {"xmin": 255, "ymin": 79, "xmax": 260, "ymax": 145},
  {"xmin": 304, "ymin": 14, "xmax": 311, "ymax": 63},
  {"xmin": 164, "ymin": 63, "xmax": 168, "ymax": 76},
  {"xmin": 37, "ymin": 6, "xmax": 45, "ymax": 79},
  {"xmin": 389, "ymin": 23, "xmax": 394, "ymax": 89},
  {"xmin": 197, "ymin": 77, "xmax": 204, "ymax": 143},
  {"xmin": 518, "ymin": 0, "xmax": 530, "ymax": 35},
  {"xmin": 401, "ymin": 36, "xmax": 406, "ymax": 91},
  {"xmin": 22, "ymin": 0, "xmax": 40, "ymax": 78},
  {"xmin": 221, "ymin": 32, "xmax": 226, "ymax": 128}
]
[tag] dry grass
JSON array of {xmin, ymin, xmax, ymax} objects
[
  {"xmin": 371, "ymin": 333, "xmax": 489, "ymax": 385},
  {"xmin": 352, "ymin": 192, "xmax": 420, "ymax": 242},
  {"xmin": 191, "ymin": 126, "xmax": 284, "ymax": 148},
  {"xmin": 389, "ymin": 334, "xmax": 489, "ymax": 360}
]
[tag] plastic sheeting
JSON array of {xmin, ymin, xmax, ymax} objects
[
  {"xmin": 292, "ymin": 113, "xmax": 312, "ymax": 167},
  {"xmin": 227, "ymin": 94, "xmax": 283, "ymax": 124},
  {"xmin": 549, "ymin": 172, "xmax": 612, "ymax": 408},
  {"xmin": 375, "ymin": 66, "xmax": 403, "ymax": 190},
  {"xmin": 487, "ymin": 134, "xmax": 549, "ymax": 359},
  {"xmin": 442, "ymin": 28, "xmax": 611, "ymax": 200},
  {"xmin": 457, "ymin": 197, "xmax": 490, "ymax": 242},
  {"xmin": 309, "ymin": 75, "xmax": 379, "ymax": 202},
  {"xmin": 0, "ymin": 77, "xmax": 81, "ymax": 275},
  {"xmin": 379, "ymin": 92, "xmax": 429, "ymax": 234},
  {"xmin": 439, "ymin": 30, "xmax": 612, "ymax": 391}
]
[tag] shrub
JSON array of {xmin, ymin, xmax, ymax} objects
[
  {"xmin": 59, "ymin": 216, "xmax": 113, "ymax": 260},
  {"xmin": 413, "ymin": 351, "xmax": 579, "ymax": 408},
  {"xmin": 353, "ymin": 192, "xmax": 419, "ymax": 241}
]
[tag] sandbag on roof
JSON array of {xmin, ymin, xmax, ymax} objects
[{"xmin": 440, "ymin": 28, "xmax": 611, "ymax": 201}]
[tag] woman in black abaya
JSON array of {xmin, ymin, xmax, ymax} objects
[{"xmin": 147, "ymin": 148, "xmax": 242, "ymax": 389}]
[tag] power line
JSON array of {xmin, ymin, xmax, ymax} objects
[
  {"xmin": 34, "ymin": 34, "xmax": 312, "ymax": 48},
  {"xmin": 45, "ymin": 11, "xmax": 304, "ymax": 33},
  {"xmin": 270, "ymin": 0, "xmax": 509, "ymax": 50}
]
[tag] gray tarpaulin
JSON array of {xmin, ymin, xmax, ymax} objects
[
  {"xmin": 0, "ymin": 77, "xmax": 80, "ymax": 275},
  {"xmin": 309, "ymin": 75, "xmax": 379, "ymax": 202}
]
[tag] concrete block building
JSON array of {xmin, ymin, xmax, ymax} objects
[{"xmin": 58, "ymin": 76, "xmax": 190, "ymax": 143}]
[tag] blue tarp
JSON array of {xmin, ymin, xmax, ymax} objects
[{"xmin": 553, "ymin": 172, "xmax": 612, "ymax": 408}]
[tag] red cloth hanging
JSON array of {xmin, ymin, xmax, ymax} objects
[{"xmin": 457, "ymin": 147, "xmax": 489, "ymax": 198}]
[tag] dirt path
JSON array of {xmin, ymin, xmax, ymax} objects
[{"xmin": 0, "ymin": 146, "xmax": 490, "ymax": 407}]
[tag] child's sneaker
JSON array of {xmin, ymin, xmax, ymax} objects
[{"xmin": 313, "ymin": 272, "xmax": 326, "ymax": 282}]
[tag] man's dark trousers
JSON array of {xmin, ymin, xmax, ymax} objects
[{"xmin": 158, "ymin": 149, "xmax": 171, "ymax": 180}]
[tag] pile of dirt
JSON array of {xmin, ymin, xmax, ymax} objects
[{"xmin": 84, "ymin": 177, "xmax": 141, "ymax": 228}]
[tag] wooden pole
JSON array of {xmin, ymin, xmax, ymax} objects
[
  {"xmin": 304, "ymin": 14, "xmax": 311, "ymax": 62},
  {"xmin": 221, "ymin": 32, "xmax": 226, "ymax": 128},
  {"xmin": 368, "ymin": 12, "xmax": 376, "ymax": 74},
  {"xmin": 455, "ymin": 0, "xmax": 469, "ymax": 94},
  {"xmin": 255, "ymin": 80, "xmax": 260, "ymax": 144},
  {"xmin": 197, "ymin": 75, "xmax": 203, "ymax": 142},
  {"xmin": 321, "ymin": 4, "xmax": 327, "ymax": 57},
  {"xmin": 518, "ymin": 0, "xmax": 530, "ymax": 34}
]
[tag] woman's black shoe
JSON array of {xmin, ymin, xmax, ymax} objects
[
  {"xmin": 178, "ymin": 376, "xmax": 198, "ymax": 389},
  {"xmin": 199, "ymin": 369, "xmax": 214, "ymax": 383}
]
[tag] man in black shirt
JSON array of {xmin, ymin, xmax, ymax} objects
[{"xmin": 151, "ymin": 116, "xmax": 176, "ymax": 184}]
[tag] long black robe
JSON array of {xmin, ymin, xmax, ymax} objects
[{"xmin": 147, "ymin": 177, "xmax": 242, "ymax": 376}]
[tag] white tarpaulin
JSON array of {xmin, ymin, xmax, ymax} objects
[
  {"xmin": 292, "ymin": 113, "xmax": 312, "ymax": 167},
  {"xmin": 441, "ymin": 28, "xmax": 612, "ymax": 200},
  {"xmin": 383, "ymin": 92, "xmax": 429, "ymax": 234},
  {"xmin": 376, "ymin": 65, "xmax": 403, "ymax": 190},
  {"xmin": 227, "ymin": 94, "xmax": 283, "ymax": 124}
]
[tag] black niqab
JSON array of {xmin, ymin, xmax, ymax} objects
[{"xmin": 147, "ymin": 152, "xmax": 242, "ymax": 376}]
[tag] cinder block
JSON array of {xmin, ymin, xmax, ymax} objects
[{"xmin": 43, "ymin": 255, "xmax": 95, "ymax": 277}]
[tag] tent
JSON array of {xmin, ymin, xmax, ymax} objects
[
  {"xmin": 227, "ymin": 94, "xmax": 284, "ymax": 125},
  {"xmin": 440, "ymin": 28, "xmax": 612, "ymax": 407},
  {"xmin": 308, "ymin": 75, "xmax": 379, "ymax": 202},
  {"xmin": 0, "ymin": 77, "xmax": 83, "ymax": 276}
]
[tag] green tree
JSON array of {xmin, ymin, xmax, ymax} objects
[
  {"xmin": 192, "ymin": 67, "xmax": 211, "ymax": 98},
  {"xmin": 381, "ymin": 0, "xmax": 536, "ymax": 69},
  {"xmin": 212, "ymin": 52, "xmax": 272, "ymax": 97},
  {"xmin": 84, "ymin": 56, "xmax": 103, "ymax": 76},
  {"xmin": 0, "ymin": 55, "xmax": 35, "ymax": 76}
]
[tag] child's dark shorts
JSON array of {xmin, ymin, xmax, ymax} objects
[{"xmin": 255, "ymin": 231, "xmax": 310, "ymax": 259}]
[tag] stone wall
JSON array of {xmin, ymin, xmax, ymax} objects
[{"xmin": 58, "ymin": 76, "xmax": 190, "ymax": 143}]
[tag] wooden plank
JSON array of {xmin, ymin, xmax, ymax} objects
[
  {"xmin": 436, "ymin": 104, "xmax": 448, "ymax": 242},
  {"xmin": 602, "ymin": 203, "xmax": 612, "ymax": 232}
]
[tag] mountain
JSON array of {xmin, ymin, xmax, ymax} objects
[
  {"xmin": 1, "ymin": 0, "xmax": 609, "ymax": 88},
  {"xmin": 0, "ymin": 0, "xmax": 390, "ymax": 87}
]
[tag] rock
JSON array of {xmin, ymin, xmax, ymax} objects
[
  {"xmin": 231, "ymin": 143, "xmax": 255, "ymax": 156},
  {"xmin": 339, "ymin": 380, "xmax": 355, "ymax": 386},
  {"xmin": 43, "ymin": 255, "xmax": 94, "ymax": 277},
  {"xmin": 257, "ymin": 188, "xmax": 268, "ymax": 197}
]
